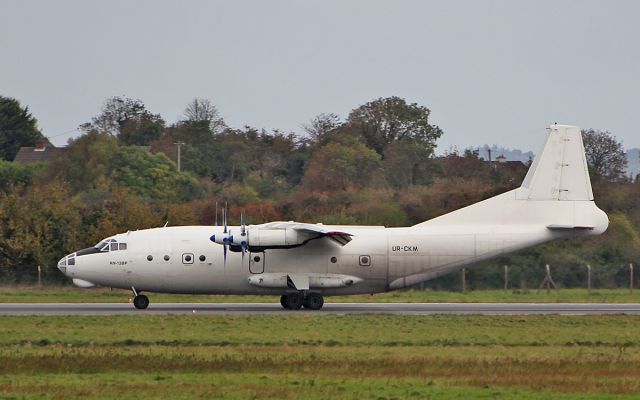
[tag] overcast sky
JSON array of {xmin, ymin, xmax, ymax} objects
[{"xmin": 1, "ymin": 0, "xmax": 639, "ymax": 153}]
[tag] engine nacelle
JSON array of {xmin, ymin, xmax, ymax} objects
[
  {"xmin": 211, "ymin": 222, "xmax": 350, "ymax": 252},
  {"xmin": 246, "ymin": 227, "xmax": 303, "ymax": 248}
]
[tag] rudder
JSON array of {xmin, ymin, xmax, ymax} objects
[{"xmin": 516, "ymin": 124, "xmax": 593, "ymax": 201}]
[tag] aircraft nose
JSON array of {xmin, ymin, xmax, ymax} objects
[
  {"xmin": 57, "ymin": 257, "xmax": 67, "ymax": 274},
  {"xmin": 57, "ymin": 253, "xmax": 76, "ymax": 275}
]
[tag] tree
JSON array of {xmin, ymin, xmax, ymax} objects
[
  {"xmin": 0, "ymin": 96, "xmax": 43, "ymax": 161},
  {"xmin": 182, "ymin": 98, "xmax": 226, "ymax": 134},
  {"xmin": 582, "ymin": 129, "xmax": 628, "ymax": 182},
  {"xmin": 110, "ymin": 147, "xmax": 202, "ymax": 201},
  {"xmin": 47, "ymin": 131, "xmax": 119, "ymax": 193},
  {"xmin": 46, "ymin": 131, "xmax": 200, "ymax": 201},
  {"xmin": 0, "ymin": 160, "xmax": 43, "ymax": 191},
  {"xmin": 382, "ymin": 139, "xmax": 429, "ymax": 188},
  {"xmin": 301, "ymin": 136, "xmax": 382, "ymax": 191},
  {"xmin": 80, "ymin": 96, "xmax": 165, "ymax": 146},
  {"xmin": 0, "ymin": 181, "xmax": 82, "ymax": 282},
  {"xmin": 345, "ymin": 96, "xmax": 443, "ymax": 157},
  {"xmin": 301, "ymin": 113, "xmax": 342, "ymax": 145}
]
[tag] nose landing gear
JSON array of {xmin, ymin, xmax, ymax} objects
[
  {"xmin": 133, "ymin": 294, "xmax": 149, "ymax": 309},
  {"xmin": 131, "ymin": 287, "xmax": 149, "ymax": 310},
  {"xmin": 280, "ymin": 292, "xmax": 324, "ymax": 310}
]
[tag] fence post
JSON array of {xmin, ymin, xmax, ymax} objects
[
  {"xmin": 37, "ymin": 265, "xmax": 41, "ymax": 287},
  {"xmin": 504, "ymin": 265, "xmax": 509, "ymax": 291},
  {"xmin": 537, "ymin": 264, "xmax": 557, "ymax": 294},
  {"xmin": 462, "ymin": 268, "xmax": 467, "ymax": 293},
  {"xmin": 630, "ymin": 264, "xmax": 634, "ymax": 294},
  {"xmin": 587, "ymin": 264, "xmax": 591, "ymax": 295}
]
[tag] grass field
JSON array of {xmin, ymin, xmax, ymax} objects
[
  {"xmin": 1, "ymin": 314, "xmax": 640, "ymax": 399},
  {"xmin": 2, "ymin": 285, "xmax": 640, "ymax": 304}
]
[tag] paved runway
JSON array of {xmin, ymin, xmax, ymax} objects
[{"xmin": 1, "ymin": 302, "xmax": 640, "ymax": 316}]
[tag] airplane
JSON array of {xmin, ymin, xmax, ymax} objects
[{"xmin": 57, "ymin": 124, "xmax": 609, "ymax": 310}]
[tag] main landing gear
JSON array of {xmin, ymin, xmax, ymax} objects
[
  {"xmin": 131, "ymin": 287, "xmax": 149, "ymax": 310},
  {"xmin": 280, "ymin": 292, "xmax": 324, "ymax": 310}
]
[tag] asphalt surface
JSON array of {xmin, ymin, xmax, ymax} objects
[{"xmin": 1, "ymin": 302, "xmax": 640, "ymax": 316}]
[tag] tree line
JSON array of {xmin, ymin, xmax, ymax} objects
[{"xmin": 0, "ymin": 94, "xmax": 638, "ymax": 288}]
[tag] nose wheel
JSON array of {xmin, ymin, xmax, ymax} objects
[
  {"xmin": 133, "ymin": 294, "xmax": 149, "ymax": 309},
  {"xmin": 280, "ymin": 292, "xmax": 324, "ymax": 310},
  {"xmin": 131, "ymin": 287, "xmax": 149, "ymax": 309}
]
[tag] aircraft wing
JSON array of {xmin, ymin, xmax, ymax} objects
[{"xmin": 259, "ymin": 221, "xmax": 353, "ymax": 246}]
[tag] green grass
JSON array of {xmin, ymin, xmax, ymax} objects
[
  {"xmin": 1, "ymin": 315, "xmax": 640, "ymax": 398},
  {"xmin": 2, "ymin": 285, "xmax": 640, "ymax": 303}
]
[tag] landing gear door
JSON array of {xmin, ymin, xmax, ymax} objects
[{"xmin": 249, "ymin": 252, "xmax": 265, "ymax": 274}]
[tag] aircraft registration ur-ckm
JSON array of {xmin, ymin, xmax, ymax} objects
[{"xmin": 57, "ymin": 124, "xmax": 608, "ymax": 310}]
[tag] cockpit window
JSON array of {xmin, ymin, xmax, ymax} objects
[{"xmin": 95, "ymin": 238, "xmax": 127, "ymax": 252}]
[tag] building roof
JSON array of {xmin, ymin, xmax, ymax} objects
[{"xmin": 13, "ymin": 146, "xmax": 62, "ymax": 164}]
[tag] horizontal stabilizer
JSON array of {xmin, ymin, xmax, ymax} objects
[{"xmin": 547, "ymin": 224, "xmax": 595, "ymax": 231}]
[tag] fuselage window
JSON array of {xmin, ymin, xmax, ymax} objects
[
  {"xmin": 119, "ymin": 243, "xmax": 127, "ymax": 251},
  {"xmin": 110, "ymin": 243, "xmax": 118, "ymax": 251},
  {"xmin": 359, "ymin": 255, "xmax": 371, "ymax": 267},
  {"xmin": 199, "ymin": 255, "xmax": 206, "ymax": 262},
  {"xmin": 164, "ymin": 255, "xmax": 170, "ymax": 261},
  {"xmin": 147, "ymin": 255, "xmax": 153, "ymax": 261}
]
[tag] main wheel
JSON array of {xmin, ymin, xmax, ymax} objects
[
  {"xmin": 303, "ymin": 293, "xmax": 324, "ymax": 310},
  {"xmin": 284, "ymin": 293, "xmax": 303, "ymax": 310},
  {"xmin": 133, "ymin": 294, "xmax": 149, "ymax": 309},
  {"xmin": 280, "ymin": 295, "xmax": 288, "ymax": 309}
]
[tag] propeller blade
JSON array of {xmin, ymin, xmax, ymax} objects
[
  {"xmin": 223, "ymin": 202, "xmax": 228, "ymax": 234},
  {"xmin": 223, "ymin": 242, "xmax": 227, "ymax": 265}
]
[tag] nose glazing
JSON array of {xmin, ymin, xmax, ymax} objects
[
  {"xmin": 57, "ymin": 257, "xmax": 67, "ymax": 274},
  {"xmin": 57, "ymin": 253, "xmax": 76, "ymax": 275}
]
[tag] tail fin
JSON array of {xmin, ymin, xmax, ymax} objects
[
  {"xmin": 516, "ymin": 124, "xmax": 593, "ymax": 201},
  {"xmin": 414, "ymin": 124, "xmax": 607, "ymax": 231}
]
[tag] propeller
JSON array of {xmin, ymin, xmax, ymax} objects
[
  {"xmin": 209, "ymin": 204, "xmax": 249, "ymax": 265},
  {"xmin": 222, "ymin": 204, "xmax": 230, "ymax": 265},
  {"xmin": 240, "ymin": 211, "xmax": 248, "ymax": 260},
  {"xmin": 209, "ymin": 202, "xmax": 232, "ymax": 266}
]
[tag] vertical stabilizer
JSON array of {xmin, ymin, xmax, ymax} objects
[{"xmin": 516, "ymin": 124, "xmax": 593, "ymax": 201}]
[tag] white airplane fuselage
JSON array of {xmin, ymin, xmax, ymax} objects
[
  {"xmin": 58, "ymin": 125, "xmax": 609, "ymax": 309},
  {"xmin": 60, "ymin": 194, "xmax": 607, "ymax": 296}
]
